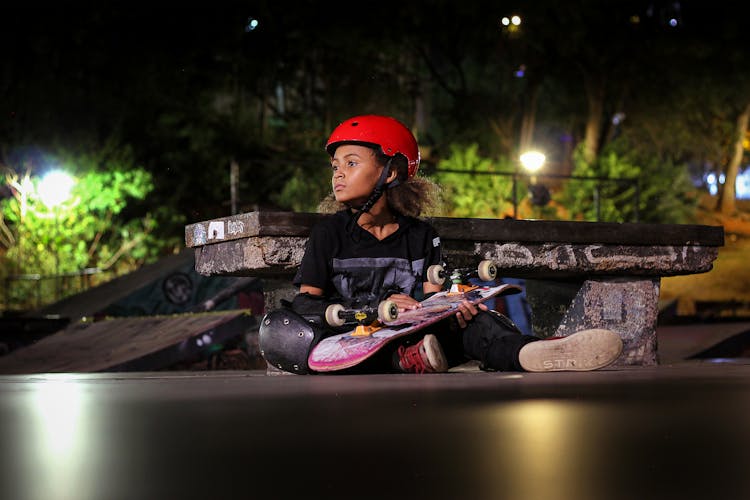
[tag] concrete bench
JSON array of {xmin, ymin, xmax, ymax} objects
[{"xmin": 185, "ymin": 211, "xmax": 724, "ymax": 366}]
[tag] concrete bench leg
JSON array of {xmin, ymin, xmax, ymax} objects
[{"xmin": 553, "ymin": 278, "xmax": 660, "ymax": 366}]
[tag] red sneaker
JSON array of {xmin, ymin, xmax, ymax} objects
[{"xmin": 395, "ymin": 334, "xmax": 448, "ymax": 373}]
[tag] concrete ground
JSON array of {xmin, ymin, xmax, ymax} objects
[{"xmin": 2, "ymin": 358, "xmax": 750, "ymax": 500}]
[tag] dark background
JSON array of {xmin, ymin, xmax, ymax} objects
[{"xmin": 2, "ymin": 1, "xmax": 747, "ymax": 234}]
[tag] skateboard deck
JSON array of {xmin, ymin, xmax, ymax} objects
[{"xmin": 308, "ymin": 283, "xmax": 522, "ymax": 372}]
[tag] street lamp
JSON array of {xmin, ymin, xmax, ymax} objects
[
  {"xmin": 512, "ymin": 151, "xmax": 549, "ymax": 219},
  {"xmin": 520, "ymin": 151, "xmax": 551, "ymax": 217},
  {"xmin": 38, "ymin": 170, "xmax": 75, "ymax": 301},
  {"xmin": 38, "ymin": 171, "xmax": 75, "ymax": 208},
  {"xmin": 519, "ymin": 151, "xmax": 545, "ymax": 179}
]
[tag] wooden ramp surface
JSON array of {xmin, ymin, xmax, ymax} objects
[
  {"xmin": 657, "ymin": 320, "xmax": 750, "ymax": 363},
  {"xmin": 0, "ymin": 310, "xmax": 252, "ymax": 374}
]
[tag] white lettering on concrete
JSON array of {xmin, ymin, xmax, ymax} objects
[
  {"xmin": 227, "ymin": 220, "xmax": 244, "ymax": 235},
  {"xmin": 584, "ymin": 245, "xmax": 677, "ymax": 266}
]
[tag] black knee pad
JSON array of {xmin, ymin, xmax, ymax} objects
[{"xmin": 259, "ymin": 309, "xmax": 326, "ymax": 374}]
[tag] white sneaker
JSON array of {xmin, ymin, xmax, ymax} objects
[{"xmin": 518, "ymin": 329, "xmax": 623, "ymax": 372}]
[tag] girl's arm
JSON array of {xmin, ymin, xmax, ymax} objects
[
  {"xmin": 299, "ymin": 284, "xmax": 324, "ymax": 296},
  {"xmin": 386, "ymin": 281, "xmax": 443, "ymax": 312}
]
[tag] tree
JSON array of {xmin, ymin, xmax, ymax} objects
[
  {"xmin": 560, "ymin": 140, "xmax": 697, "ymax": 224},
  {"xmin": 432, "ymin": 144, "xmax": 517, "ymax": 218},
  {"xmin": 1, "ymin": 143, "xmax": 181, "ymax": 309}
]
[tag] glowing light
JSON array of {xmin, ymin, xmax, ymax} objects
[
  {"xmin": 501, "ymin": 17, "xmax": 510, "ymax": 26},
  {"xmin": 38, "ymin": 170, "xmax": 75, "ymax": 208},
  {"xmin": 520, "ymin": 151, "xmax": 546, "ymax": 173},
  {"xmin": 245, "ymin": 17, "xmax": 259, "ymax": 32},
  {"xmin": 669, "ymin": 18, "xmax": 678, "ymax": 27},
  {"xmin": 511, "ymin": 15, "xmax": 521, "ymax": 26},
  {"xmin": 27, "ymin": 377, "xmax": 93, "ymax": 499},
  {"xmin": 32, "ymin": 379, "xmax": 84, "ymax": 457},
  {"xmin": 480, "ymin": 400, "xmax": 605, "ymax": 499},
  {"xmin": 736, "ymin": 169, "xmax": 750, "ymax": 200}
]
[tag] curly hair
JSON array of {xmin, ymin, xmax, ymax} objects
[{"xmin": 318, "ymin": 147, "xmax": 442, "ymax": 217}]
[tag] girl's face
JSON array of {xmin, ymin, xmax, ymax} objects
[{"xmin": 330, "ymin": 144, "xmax": 384, "ymax": 204}]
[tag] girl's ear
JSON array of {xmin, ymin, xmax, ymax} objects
[{"xmin": 385, "ymin": 166, "xmax": 399, "ymax": 184}]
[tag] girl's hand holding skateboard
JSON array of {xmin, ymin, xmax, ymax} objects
[{"xmin": 455, "ymin": 301, "xmax": 488, "ymax": 329}]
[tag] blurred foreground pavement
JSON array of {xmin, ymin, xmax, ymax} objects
[{"xmin": 1, "ymin": 356, "xmax": 749, "ymax": 500}]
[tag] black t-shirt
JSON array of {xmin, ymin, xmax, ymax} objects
[{"xmin": 294, "ymin": 210, "xmax": 443, "ymax": 308}]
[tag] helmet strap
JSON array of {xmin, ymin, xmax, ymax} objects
[{"xmin": 348, "ymin": 157, "xmax": 394, "ymax": 224}]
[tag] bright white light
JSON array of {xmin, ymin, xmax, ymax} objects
[
  {"xmin": 520, "ymin": 151, "xmax": 546, "ymax": 173},
  {"xmin": 38, "ymin": 170, "xmax": 75, "ymax": 208},
  {"xmin": 501, "ymin": 17, "xmax": 510, "ymax": 26},
  {"xmin": 245, "ymin": 17, "xmax": 259, "ymax": 32},
  {"xmin": 32, "ymin": 379, "xmax": 84, "ymax": 457},
  {"xmin": 511, "ymin": 15, "xmax": 522, "ymax": 26},
  {"xmin": 737, "ymin": 169, "xmax": 750, "ymax": 200},
  {"xmin": 30, "ymin": 378, "xmax": 91, "ymax": 500},
  {"xmin": 669, "ymin": 18, "xmax": 678, "ymax": 27}
]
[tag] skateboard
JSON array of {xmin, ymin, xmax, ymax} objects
[{"xmin": 307, "ymin": 260, "xmax": 522, "ymax": 372}]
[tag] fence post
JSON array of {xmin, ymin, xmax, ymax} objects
[
  {"xmin": 634, "ymin": 180, "xmax": 641, "ymax": 222},
  {"xmin": 594, "ymin": 184, "xmax": 601, "ymax": 221}
]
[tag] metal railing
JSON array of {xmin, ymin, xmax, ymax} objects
[
  {"xmin": 434, "ymin": 169, "xmax": 641, "ymax": 222},
  {"xmin": 3, "ymin": 267, "xmax": 115, "ymax": 313}
]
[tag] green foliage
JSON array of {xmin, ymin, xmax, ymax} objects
[
  {"xmin": 1, "ymin": 144, "xmax": 182, "ymax": 309},
  {"xmin": 270, "ymin": 163, "xmax": 327, "ymax": 212},
  {"xmin": 559, "ymin": 141, "xmax": 698, "ymax": 223},
  {"xmin": 432, "ymin": 144, "xmax": 518, "ymax": 218}
]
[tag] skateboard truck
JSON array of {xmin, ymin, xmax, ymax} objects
[
  {"xmin": 324, "ymin": 300, "xmax": 399, "ymax": 336},
  {"xmin": 426, "ymin": 260, "xmax": 498, "ymax": 294}
]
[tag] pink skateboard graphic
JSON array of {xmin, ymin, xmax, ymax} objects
[{"xmin": 308, "ymin": 283, "xmax": 522, "ymax": 372}]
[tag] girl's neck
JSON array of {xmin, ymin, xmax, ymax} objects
[{"xmin": 355, "ymin": 205, "xmax": 398, "ymax": 240}]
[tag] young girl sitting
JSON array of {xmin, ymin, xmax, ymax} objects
[{"xmin": 260, "ymin": 115, "xmax": 622, "ymax": 375}]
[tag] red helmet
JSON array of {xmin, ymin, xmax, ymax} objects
[{"xmin": 326, "ymin": 115, "xmax": 420, "ymax": 178}]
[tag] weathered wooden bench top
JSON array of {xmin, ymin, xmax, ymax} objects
[{"xmin": 184, "ymin": 211, "xmax": 724, "ymax": 279}]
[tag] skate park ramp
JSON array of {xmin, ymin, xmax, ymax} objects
[
  {"xmin": 1, "ymin": 250, "xmax": 265, "ymax": 373},
  {"xmin": 0, "ymin": 310, "xmax": 258, "ymax": 374},
  {"xmin": 26, "ymin": 249, "xmax": 261, "ymax": 321},
  {"xmin": 657, "ymin": 320, "xmax": 750, "ymax": 363}
]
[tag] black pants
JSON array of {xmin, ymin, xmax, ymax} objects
[{"xmin": 435, "ymin": 309, "xmax": 540, "ymax": 371}]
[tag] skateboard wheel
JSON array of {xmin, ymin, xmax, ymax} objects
[
  {"xmin": 378, "ymin": 300, "xmax": 399, "ymax": 322},
  {"xmin": 426, "ymin": 264, "xmax": 446, "ymax": 285},
  {"xmin": 477, "ymin": 260, "xmax": 497, "ymax": 281},
  {"xmin": 325, "ymin": 303, "xmax": 346, "ymax": 327}
]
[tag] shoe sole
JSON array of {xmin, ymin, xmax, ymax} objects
[
  {"xmin": 422, "ymin": 334, "xmax": 448, "ymax": 372},
  {"xmin": 518, "ymin": 329, "xmax": 623, "ymax": 372}
]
